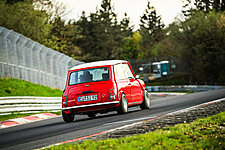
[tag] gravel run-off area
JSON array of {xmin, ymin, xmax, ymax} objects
[{"xmin": 90, "ymin": 98, "xmax": 225, "ymax": 141}]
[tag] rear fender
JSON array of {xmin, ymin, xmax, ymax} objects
[
  {"xmin": 137, "ymin": 79, "xmax": 146, "ymax": 91},
  {"xmin": 117, "ymin": 90, "xmax": 124, "ymax": 106}
]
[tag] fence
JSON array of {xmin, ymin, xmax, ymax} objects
[
  {"xmin": 147, "ymin": 85, "xmax": 225, "ymax": 92},
  {"xmin": 0, "ymin": 93, "xmax": 179, "ymax": 115},
  {"xmin": 0, "ymin": 96, "xmax": 61, "ymax": 115},
  {"xmin": 0, "ymin": 27, "xmax": 83, "ymax": 90}
]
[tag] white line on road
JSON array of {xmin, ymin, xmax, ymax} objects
[{"xmin": 103, "ymin": 116, "xmax": 158, "ymax": 126}]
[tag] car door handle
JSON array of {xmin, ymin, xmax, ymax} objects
[{"xmin": 128, "ymin": 83, "xmax": 131, "ymax": 85}]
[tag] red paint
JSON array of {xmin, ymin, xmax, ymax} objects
[
  {"xmin": 21, "ymin": 116, "xmax": 40, "ymax": 121},
  {"xmin": 41, "ymin": 113, "xmax": 57, "ymax": 117},
  {"xmin": 54, "ymin": 99, "xmax": 221, "ymax": 146},
  {"xmin": 62, "ymin": 60, "xmax": 146, "ymax": 122},
  {"xmin": 0, "ymin": 113, "xmax": 58, "ymax": 128},
  {"xmin": 59, "ymin": 131, "xmax": 108, "ymax": 144},
  {"xmin": 1, "ymin": 121, "xmax": 19, "ymax": 126}
]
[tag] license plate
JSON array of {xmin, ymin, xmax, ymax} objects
[{"xmin": 77, "ymin": 95, "xmax": 97, "ymax": 102}]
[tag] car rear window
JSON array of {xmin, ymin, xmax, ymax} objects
[{"xmin": 69, "ymin": 67, "xmax": 110, "ymax": 85}]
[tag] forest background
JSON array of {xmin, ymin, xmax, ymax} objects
[{"xmin": 0, "ymin": 0, "xmax": 225, "ymax": 85}]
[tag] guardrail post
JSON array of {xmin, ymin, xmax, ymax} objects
[
  {"xmin": 63, "ymin": 56, "xmax": 68, "ymax": 89},
  {"xmin": 9, "ymin": 32, "xmax": 21, "ymax": 79},
  {"xmin": 33, "ymin": 44, "xmax": 43, "ymax": 85},
  {"xmin": 0, "ymin": 28, "xmax": 4, "ymax": 78},
  {"xmin": 49, "ymin": 50, "xmax": 57, "ymax": 88},
  {"xmin": 25, "ymin": 40, "xmax": 36, "ymax": 83},
  {"xmin": 2, "ymin": 29, "xmax": 12, "ymax": 77},
  {"xmin": 41, "ymin": 48, "xmax": 48, "ymax": 87},
  {"xmin": 56, "ymin": 53, "xmax": 63, "ymax": 89},
  {"xmin": 17, "ymin": 35, "xmax": 28, "ymax": 81}
]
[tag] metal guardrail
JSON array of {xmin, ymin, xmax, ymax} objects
[
  {"xmin": 147, "ymin": 85, "xmax": 225, "ymax": 92},
  {"xmin": 1, "ymin": 85, "xmax": 224, "ymax": 115},
  {"xmin": 0, "ymin": 97, "xmax": 61, "ymax": 115}
]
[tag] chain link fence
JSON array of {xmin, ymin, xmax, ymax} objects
[{"xmin": 0, "ymin": 27, "xmax": 83, "ymax": 90}]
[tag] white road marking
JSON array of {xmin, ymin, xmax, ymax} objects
[{"xmin": 103, "ymin": 116, "xmax": 157, "ymax": 126}]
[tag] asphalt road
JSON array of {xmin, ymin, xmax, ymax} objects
[{"xmin": 0, "ymin": 89, "xmax": 225, "ymax": 150}]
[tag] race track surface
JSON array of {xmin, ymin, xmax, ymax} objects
[{"xmin": 0, "ymin": 89, "xmax": 225, "ymax": 150}]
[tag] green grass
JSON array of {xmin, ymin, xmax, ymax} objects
[
  {"xmin": 0, "ymin": 78, "xmax": 62, "ymax": 97},
  {"xmin": 0, "ymin": 111, "xmax": 62, "ymax": 122},
  {"xmin": 46, "ymin": 111, "xmax": 225, "ymax": 150},
  {"xmin": 0, "ymin": 112, "xmax": 37, "ymax": 122}
]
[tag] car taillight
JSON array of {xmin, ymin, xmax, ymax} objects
[
  {"xmin": 109, "ymin": 89, "xmax": 116, "ymax": 100},
  {"xmin": 62, "ymin": 95, "xmax": 67, "ymax": 107}
]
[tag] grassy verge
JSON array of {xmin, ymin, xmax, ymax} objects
[
  {"xmin": 0, "ymin": 111, "xmax": 62, "ymax": 122},
  {"xmin": 0, "ymin": 78, "xmax": 62, "ymax": 97},
  {"xmin": 46, "ymin": 111, "xmax": 225, "ymax": 150}
]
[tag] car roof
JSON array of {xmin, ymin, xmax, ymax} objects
[{"xmin": 70, "ymin": 60, "xmax": 128, "ymax": 70}]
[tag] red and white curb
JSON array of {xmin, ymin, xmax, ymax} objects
[
  {"xmin": 42, "ymin": 97, "xmax": 225, "ymax": 149},
  {"xmin": 0, "ymin": 113, "xmax": 58, "ymax": 129}
]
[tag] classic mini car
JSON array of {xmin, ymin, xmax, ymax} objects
[{"xmin": 62, "ymin": 60, "xmax": 151, "ymax": 123}]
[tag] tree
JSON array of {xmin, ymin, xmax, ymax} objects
[
  {"xmin": 183, "ymin": 0, "xmax": 225, "ymax": 16},
  {"xmin": 43, "ymin": 17, "xmax": 82, "ymax": 59},
  {"xmin": 114, "ymin": 13, "xmax": 134, "ymax": 59},
  {"xmin": 0, "ymin": 0, "xmax": 52, "ymax": 44},
  {"xmin": 120, "ymin": 32, "xmax": 142, "ymax": 60},
  {"xmin": 120, "ymin": 13, "xmax": 133, "ymax": 37},
  {"xmin": 139, "ymin": 1, "xmax": 165, "ymax": 59},
  {"xmin": 165, "ymin": 11, "xmax": 225, "ymax": 84},
  {"xmin": 74, "ymin": 0, "xmax": 133, "ymax": 62},
  {"xmin": 74, "ymin": 0, "xmax": 117, "ymax": 61}
]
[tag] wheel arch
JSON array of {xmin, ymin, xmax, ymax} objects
[{"xmin": 117, "ymin": 90, "xmax": 126, "ymax": 105}]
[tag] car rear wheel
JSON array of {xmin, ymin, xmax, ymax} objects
[
  {"xmin": 140, "ymin": 90, "xmax": 151, "ymax": 110},
  {"xmin": 62, "ymin": 111, "xmax": 75, "ymax": 123},
  {"xmin": 117, "ymin": 93, "xmax": 128, "ymax": 114}
]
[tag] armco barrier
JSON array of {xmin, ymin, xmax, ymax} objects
[
  {"xmin": 146, "ymin": 85, "xmax": 225, "ymax": 92},
  {"xmin": 0, "ymin": 97, "xmax": 61, "ymax": 115},
  {"xmin": 0, "ymin": 27, "xmax": 83, "ymax": 90}
]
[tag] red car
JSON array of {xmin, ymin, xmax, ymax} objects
[{"xmin": 62, "ymin": 60, "xmax": 150, "ymax": 123}]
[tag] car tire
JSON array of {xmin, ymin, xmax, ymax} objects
[
  {"xmin": 62, "ymin": 111, "xmax": 75, "ymax": 123},
  {"xmin": 140, "ymin": 90, "xmax": 151, "ymax": 110},
  {"xmin": 117, "ymin": 93, "xmax": 128, "ymax": 114},
  {"xmin": 87, "ymin": 113, "xmax": 96, "ymax": 118}
]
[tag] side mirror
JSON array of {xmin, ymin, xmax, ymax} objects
[{"xmin": 135, "ymin": 75, "xmax": 140, "ymax": 79}]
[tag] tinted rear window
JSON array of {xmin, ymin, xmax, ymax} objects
[{"xmin": 69, "ymin": 67, "xmax": 110, "ymax": 85}]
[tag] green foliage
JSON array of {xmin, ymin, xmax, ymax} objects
[
  {"xmin": 183, "ymin": 0, "xmax": 225, "ymax": 16},
  {"xmin": 43, "ymin": 17, "xmax": 82, "ymax": 59},
  {"xmin": 165, "ymin": 11, "xmax": 225, "ymax": 84},
  {"xmin": 74, "ymin": 0, "xmax": 133, "ymax": 62},
  {"xmin": 46, "ymin": 111, "xmax": 225, "ymax": 150},
  {"xmin": 1, "ymin": 0, "xmax": 224, "ymax": 85},
  {"xmin": 0, "ymin": 78, "xmax": 62, "ymax": 97},
  {"xmin": 0, "ymin": 0, "xmax": 52, "ymax": 44},
  {"xmin": 139, "ymin": 1, "xmax": 165, "ymax": 59},
  {"xmin": 120, "ymin": 32, "xmax": 141, "ymax": 60}
]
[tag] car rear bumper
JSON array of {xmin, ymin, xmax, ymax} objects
[{"xmin": 62, "ymin": 101, "xmax": 119, "ymax": 110}]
